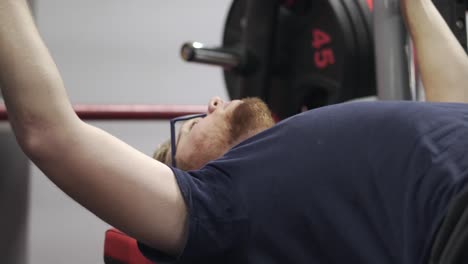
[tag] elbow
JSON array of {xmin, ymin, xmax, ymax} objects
[
  {"xmin": 8, "ymin": 107, "xmax": 82, "ymax": 161},
  {"xmin": 15, "ymin": 126, "xmax": 54, "ymax": 161},
  {"xmin": 14, "ymin": 120, "xmax": 79, "ymax": 162}
]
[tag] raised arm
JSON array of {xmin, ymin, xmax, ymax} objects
[
  {"xmin": 401, "ymin": 0, "xmax": 468, "ymax": 102},
  {"xmin": 0, "ymin": 0, "xmax": 186, "ymax": 254}
]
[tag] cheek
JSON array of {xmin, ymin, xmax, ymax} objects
[
  {"xmin": 176, "ymin": 121, "xmax": 232, "ymax": 170},
  {"xmin": 176, "ymin": 130, "xmax": 203, "ymax": 160},
  {"xmin": 176, "ymin": 134, "xmax": 209, "ymax": 170},
  {"xmin": 177, "ymin": 135, "xmax": 194, "ymax": 158}
]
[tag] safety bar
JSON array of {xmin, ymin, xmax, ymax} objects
[{"xmin": 0, "ymin": 104, "xmax": 207, "ymax": 121}]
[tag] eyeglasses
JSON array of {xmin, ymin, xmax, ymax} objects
[{"xmin": 170, "ymin": 113, "xmax": 207, "ymax": 168}]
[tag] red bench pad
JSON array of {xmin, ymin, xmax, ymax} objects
[{"xmin": 104, "ymin": 228, "xmax": 154, "ymax": 264}]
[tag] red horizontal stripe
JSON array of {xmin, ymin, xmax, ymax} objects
[{"xmin": 0, "ymin": 104, "xmax": 207, "ymax": 121}]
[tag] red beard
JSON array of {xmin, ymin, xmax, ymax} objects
[{"xmin": 229, "ymin": 97, "xmax": 275, "ymax": 145}]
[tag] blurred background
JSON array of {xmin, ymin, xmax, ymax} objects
[
  {"xmin": 4, "ymin": 0, "xmax": 232, "ymax": 263},
  {"xmin": 0, "ymin": 0, "xmax": 467, "ymax": 263}
]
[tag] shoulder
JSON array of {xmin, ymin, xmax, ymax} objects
[
  {"xmin": 287, "ymin": 101, "xmax": 468, "ymax": 130},
  {"xmin": 300, "ymin": 101, "xmax": 468, "ymax": 118},
  {"xmin": 166, "ymin": 167, "xmax": 248, "ymax": 261}
]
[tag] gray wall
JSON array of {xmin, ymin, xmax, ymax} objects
[
  {"xmin": 27, "ymin": 0, "xmax": 231, "ymax": 263},
  {"xmin": 4, "ymin": 2, "xmax": 467, "ymax": 264}
]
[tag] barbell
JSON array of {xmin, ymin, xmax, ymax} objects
[{"xmin": 181, "ymin": 0, "xmax": 467, "ymax": 119}]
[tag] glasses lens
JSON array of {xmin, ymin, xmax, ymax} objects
[
  {"xmin": 173, "ymin": 120, "xmax": 186, "ymax": 145},
  {"xmin": 170, "ymin": 113, "xmax": 207, "ymax": 168}
]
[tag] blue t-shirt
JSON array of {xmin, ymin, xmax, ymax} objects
[{"xmin": 140, "ymin": 101, "xmax": 468, "ymax": 264}]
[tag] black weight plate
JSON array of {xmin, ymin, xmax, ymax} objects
[
  {"xmin": 291, "ymin": 0, "xmax": 357, "ymax": 103},
  {"xmin": 341, "ymin": 0, "xmax": 375, "ymax": 99},
  {"xmin": 223, "ymin": 0, "xmax": 376, "ymax": 119},
  {"xmin": 282, "ymin": 0, "xmax": 372, "ymax": 115},
  {"xmin": 223, "ymin": 0, "xmax": 247, "ymax": 100}
]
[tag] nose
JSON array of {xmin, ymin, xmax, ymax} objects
[{"xmin": 208, "ymin": 96, "xmax": 224, "ymax": 114}]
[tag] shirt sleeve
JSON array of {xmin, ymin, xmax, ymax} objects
[{"xmin": 138, "ymin": 165, "xmax": 249, "ymax": 263}]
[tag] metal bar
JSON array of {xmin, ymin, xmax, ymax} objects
[
  {"xmin": 0, "ymin": 104, "xmax": 207, "ymax": 121},
  {"xmin": 373, "ymin": 0, "xmax": 411, "ymax": 100},
  {"xmin": 181, "ymin": 42, "xmax": 241, "ymax": 70}
]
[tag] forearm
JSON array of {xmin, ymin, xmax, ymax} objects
[
  {"xmin": 0, "ymin": 0, "xmax": 78, "ymax": 143},
  {"xmin": 402, "ymin": 0, "xmax": 468, "ymax": 102}
]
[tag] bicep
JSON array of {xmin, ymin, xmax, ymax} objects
[{"xmin": 31, "ymin": 121, "xmax": 187, "ymax": 255}]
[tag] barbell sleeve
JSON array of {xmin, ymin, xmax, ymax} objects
[{"xmin": 180, "ymin": 42, "xmax": 241, "ymax": 70}]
